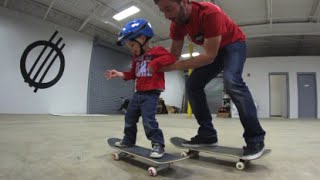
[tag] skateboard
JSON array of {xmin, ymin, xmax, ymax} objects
[
  {"xmin": 170, "ymin": 137, "xmax": 271, "ymax": 170},
  {"xmin": 107, "ymin": 138, "xmax": 188, "ymax": 176}
]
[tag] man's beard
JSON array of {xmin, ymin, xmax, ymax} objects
[{"xmin": 174, "ymin": 5, "xmax": 189, "ymax": 24}]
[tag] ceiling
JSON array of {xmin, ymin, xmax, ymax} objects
[{"xmin": 2, "ymin": 0, "xmax": 320, "ymax": 57}]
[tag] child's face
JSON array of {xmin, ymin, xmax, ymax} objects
[
  {"xmin": 125, "ymin": 40, "xmax": 141, "ymax": 56},
  {"xmin": 125, "ymin": 36, "xmax": 147, "ymax": 56}
]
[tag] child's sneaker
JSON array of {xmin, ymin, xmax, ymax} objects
[
  {"xmin": 149, "ymin": 143, "xmax": 165, "ymax": 158},
  {"xmin": 242, "ymin": 142, "xmax": 265, "ymax": 160},
  {"xmin": 115, "ymin": 139, "xmax": 133, "ymax": 148}
]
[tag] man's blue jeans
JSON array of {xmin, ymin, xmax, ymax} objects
[
  {"xmin": 122, "ymin": 91, "xmax": 165, "ymax": 146},
  {"xmin": 186, "ymin": 41, "xmax": 265, "ymax": 144}
]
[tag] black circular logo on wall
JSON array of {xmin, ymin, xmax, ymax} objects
[{"xmin": 20, "ymin": 31, "xmax": 66, "ymax": 93}]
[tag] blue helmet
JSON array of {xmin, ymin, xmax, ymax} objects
[{"xmin": 116, "ymin": 18, "xmax": 154, "ymax": 46}]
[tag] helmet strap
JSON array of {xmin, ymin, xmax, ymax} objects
[{"xmin": 132, "ymin": 37, "xmax": 151, "ymax": 56}]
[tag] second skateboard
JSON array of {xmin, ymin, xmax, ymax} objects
[{"xmin": 170, "ymin": 137, "xmax": 271, "ymax": 170}]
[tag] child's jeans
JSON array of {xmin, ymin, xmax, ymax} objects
[{"xmin": 122, "ymin": 90, "xmax": 165, "ymax": 147}]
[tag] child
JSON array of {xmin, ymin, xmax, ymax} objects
[{"xmin": 105, "ymin": 18, "xmax": 176, "ymax": 158}]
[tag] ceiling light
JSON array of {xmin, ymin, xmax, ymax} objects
[
  {"xmin": 181, "ymin": 52, "xmax": 200, "ymax": 58},
  {"xmin": 113, "ymin": 6, "xmax": 140, "ymax": 21}
]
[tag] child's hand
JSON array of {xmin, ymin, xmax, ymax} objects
[{"xmin": 105, "ymin": 70, "xmax": 123, "ymax": 79}]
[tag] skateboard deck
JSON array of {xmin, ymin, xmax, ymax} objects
[
  {"xmin": 107, "ymin": 137, "xmax": 188, "ymax": 176},
  {"xmin": 170, "ymin": 137, "xmax": 271, "ymax": 170}
]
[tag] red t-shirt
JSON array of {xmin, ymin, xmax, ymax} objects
[
  {"xmin": 123, "ymin": 46, "xmax": 176, "ymax": 91},
  {"xmin": 170, "ymin": 1, "xmax": 245, "ymax": 48}
]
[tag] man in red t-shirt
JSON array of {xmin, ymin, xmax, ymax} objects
[{"xmin": 154, "ymin": 0, "xmax": 266, "ymax": 160}]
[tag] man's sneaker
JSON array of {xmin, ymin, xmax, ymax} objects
[
  {"xmin": 115, "ymin": 139, "xmax": 133, "ymax": 148},
  {"xmin": 242, "ymin": 142, "xmax": 265, "ymax": 160},
  {"xmin": 149, "ymin": 143, "xmax": 165, "ymax": 158},
  {"xmin": 182, "ymin": 135, "xmax": 218, "ymax": 148}
]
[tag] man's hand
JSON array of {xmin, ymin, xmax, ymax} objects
[
  {"xmin": 166, "ymin": 36, "xmax": 221, "ymax": 70},
  {"xmin": 148, "ymin": 66, "xmax": 154, "ymax": 73},
  {"xmin": 105, "ymin": 70, "xmax": 124, "ymax": 79}
]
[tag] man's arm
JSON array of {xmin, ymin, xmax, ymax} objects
[
  {"xmin": 170, "ymin": 39, "xmax": 184, "ymax": 59},
  {"xmin": 173, "ymin": 35, "xmax": 221, "ymax": 70},
  {"xmin": 159, "ymin": 40, "xmax": 183, "ymax": 72},
  {"xmin": 148, "ymin": 53, "xmax": 176, "ymax": 73}
]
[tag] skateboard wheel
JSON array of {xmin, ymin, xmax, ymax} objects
[
  {"xmin": 148, "ymin": 167, "xmax": 157, "ymax": 176},
  {"xmin": 188, "ymin": 151, "xmax": 200, "ymax": 159},
  {"xmin": 112, "ymin": 153, "xmax": 119, "ymax": 161},
  {"xmin": 181, "ymin": 152, "xmax": 188, "ymax": 157},
  {"xmin": 236, "ymin": 162, "xmax": 245, "ymax": 170}
]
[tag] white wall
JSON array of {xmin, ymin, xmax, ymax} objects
[
  {"xmin": 161, "ymin": 71, "xmax": 185, "ymax": 109},
  {"xmin": 0, "ymin": 7, "xmax": 93, "ymax": 114},
  {"xmin": 244, "ymin": 56, "xmax": 320, "ymax": 118}
]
